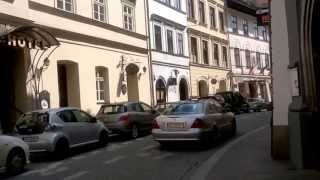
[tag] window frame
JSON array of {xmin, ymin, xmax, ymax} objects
[
  {"xmin": 245, "ymin": 50, "xmax": 251, "ymax": 68},
  {"xmin": 56, "ymin": 0, "xmax": 75, "ymax": 13},
  {"xmin": 176, "ymin": 32, "xmax": 184, "ymax": 55},
  {"xmin": 96, "ymin": 67, "xmax": 108, "ymax": 103},
  {"xmin": 234, "ymin": 48, "xmax": 241, "ymax": 68},
  {"xmin": 166, "ymin": 28, "xmax": 174, "ymax": 54},
  {"xmin": 231, "ymin": 15, "xmax": 238, "ymax": 33},
  {"xmin": 202, "ymin": 40, "xmax": 209, "ymax": 65},
  {"xmin": 222, "ymin": 46, "xmax": 228, "ymax": 67},
  {"xmin": 187, "ymin": 0, "xmax": 195, "ymax": 19},
  {"xmin": 190, "ymin": 36, "xmax": 198, "ymax": 63},
  {"xmin": 154, "ymin": 23, "xmax": 163, "ymax": 51},
  {"xmin": 209, "ymin": 6, "xmax": 216, "ymax": 29},
  {"xmin": 198, "ymin": 0, "xmax": 206, "ymax": 24},
  {"xmin": 92, "ymin": 0, "xmax": 107, "ymax": 23},
  {"xmin": 219, "ymin": 11, "xmax": 225, "ymax": 32},
  {"xmin": 213, "ymin": 43, "xmax": 220, "ymax": 66},
  {"xmin": 122, "ymin": 2, "xmax": 135, "ymax": 32},
  {"xmin": 243, "ymin": 19, "xmax": 249, "ymax": 36}
]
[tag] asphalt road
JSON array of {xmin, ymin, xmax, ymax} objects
[{"xmin": 6, "ymin": 112, "xmax": 271, "ymax": 180}]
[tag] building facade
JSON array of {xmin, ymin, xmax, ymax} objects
[
  {"xmin": 271, "ymin": 0, "xmax": 320, "ymax": 169},
  {"xmin": 187, "ymin": 0, "xmax": 231, "ymax": 98},
  {"xmin": 0, "ymin": 0, "xmax": 151, "ymax": 132},
  {"xmin": 148, "ymin": 0, "xmax": 190, "ymax": 104},
  {"xmin": 227, "ymin": 0, "xmax": 271, "ymax": 102}
]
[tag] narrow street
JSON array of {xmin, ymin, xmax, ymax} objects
[{"xmin": 7, "ymin": 112, "xmax": 271, "ymax": 180}]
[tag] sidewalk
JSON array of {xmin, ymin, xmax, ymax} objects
[{"xmin": 205, "ymin": 126, "xmax": 320, "ymax": 180}]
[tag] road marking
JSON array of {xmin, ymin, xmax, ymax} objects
[
  {"xmin": 140, "ymin": 144, "xmax": 158, "ymax": 151},
  {"xmin": 71, "ymin": 155, "xmax": 87, "ymax": 160},
  {"xmin": 136, "ymin": 152, "xmax": 151, "ymax": 157},
  {"xmin": 63, "ymin": 171, "xmax": 88, "ymax": 180},
  {"xmin": 190, "ymin": 125, "xmax": 269, "ymax": 180},
  {"xmin": 90, "ymin": 150, "xmax": 102, "ymax": 155},
  {"xmin": 153, "ymin": 153, "xmax": 173, "ymax": 160},
  {"xmin": 104, "ymin": 155, "xmax": 125, "ymax": 165},
  {"xmin": 121, "ymin": 141, "xmax": 132, "ymax": 145},
  {"xmin": 21, "ymin": 162, "xmax": 64, "ymax": 176},
  {"xmin": 107, "ymin": 144, "xmax": 123, "ymax": 151}
]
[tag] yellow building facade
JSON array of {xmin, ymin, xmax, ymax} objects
[{"xmin": 187, "ymin": 0, "xmax": 231, "ymax": 97}]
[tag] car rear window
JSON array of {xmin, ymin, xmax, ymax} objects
[
  {"xmin": 165, "ymin": 103, "xmax": 203, "ymax": 115},
  {"xmin": 16, "ymin": 112, "xmax": 49, "ymax": 135},
  {"xmin": 102, "ymin": 105, "xmax": 127, "ymax": 114}
]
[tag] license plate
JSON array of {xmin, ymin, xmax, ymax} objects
[
  {"xmin": 22, "ymin": 136, "xmax": 39, "ymax": 142},
  {"xmin": 167, "ymin": 122, "xmax": 185, "ymax": 129}
]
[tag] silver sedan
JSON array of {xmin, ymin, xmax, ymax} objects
[
  {"xmin": 152, "ymin": 100, "xmax": 236, "ymax": 145},
  {"xmin": 15, "ymin": 107, "xmax": 109, "ymax": 159}
]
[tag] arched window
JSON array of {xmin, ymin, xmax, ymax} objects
[{"xmin": 156, "ymin": 79, "xmax": 166, "ymax": 104}]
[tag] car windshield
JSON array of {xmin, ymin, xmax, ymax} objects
[
  {"xmin": 165, "ymin": 103, "xmax": 203, "ymax": 115},
  {"xmin": 102, "ymin": 105, "xmax": 127, "ymax": 114},
  {"xmin": 15, "ymin": 112, "xmax": 49, "ymax": 135}
]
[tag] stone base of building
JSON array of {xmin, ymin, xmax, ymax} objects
[
  {"xmin": 288, "ymin": 111, "xmax": 320, "ymax": 170},
  {"xmin": 271, "ymin": 125, "xmax": 289, "ymax": 160}
]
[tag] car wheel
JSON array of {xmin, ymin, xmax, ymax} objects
[
  {"xmin": 98, "ymin": 131, "xmax": 109, "ymax": 147},
  {"xmin": 6, "ymin": 148, "xmax": 26, "ymax": 175},
  {"xmin": 131, "ymin": 125, "xmax": 139, "ymax": 139},
  {"xmin": 230, "ymin": 118, "xmax": 237, "ymax": 136},
  {"xmin": 54, "ymin": 139, "xmax": 69, "ymax": 160}
]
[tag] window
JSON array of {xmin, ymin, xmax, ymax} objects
[
  {"xmin": 202, "ymin": 40, "xmax": 209, "ymax": 64},
  {"xmin": 154, "ymin": 24, "xmax": 162, "ymax": 51},
  {"xmin": 191, "ymin": 37, "xmax": 198, "ymax": 63},
  {"xmin": 129, "ymin": 103, "xmax": 143, "ymax": 112},
  {"xmin": 177, "ymin": 33, "xmax": 184, "ymax": 55},
  {"xmin": 231, "ymin": 16, "xmax": 237, "ymax": 33},
  {"xmin": 265, "ymin": 54, "xmax": 270, "ymax": 69},
  {"xmin": 243, "ymin": 19, "xmax": 248, "ymax": 36},
  {"xmin": 140, "ymin": 103, "xmax": 152, "ymax": 113},
  {"xmin": 173, "ymin": 0, "xmax": 181, "ymax": 10},
  {"xmin": 234, "ymin": 48, "xmax": 241, "ymax": 67},
  {"xmin": 256, "ymin": 52, "xmax": 262, "ymax": 69},
  {"xmin": 187, "ymin": 0, "xmax": 195, "ymax": 18},
  {"xmin": 72, "ymin": 110, "xmax": 92, "ymax": 123},
  {"xmin": 222, "ymin": 46, "xmax": 228, "ymax": 67},
  {"xmin": 253, "ymin": 25, "xmax": 258, "ymax": 38},
  {"xmin": 209, "ymin": 7, "xmax": 216, "ymax": 29},
  {"xmin": 167, "ymin": 29, "xmax": 174, "ymax": 54},
  {"xmin": 262, "ymin": 26, "xmax": 268, "ymax": 41},
  {"xmin": 245, "ymin": 50, "xmax": 251, "ymax": 68},
  {"xmin": 57, "ymin": 0, "xmax": 73, "ymax": 12},
  {"xmin": 213, "ymin": 43, "xmax": 219, "ymax": 66},
  {"xmin": 93, "ymin": 0, "xmax": 106, "ymax": 22},
  {"xmin": 123, "ymin": 4, "xmax": 134, "ymax": 31},
  {"xmin": 156, "ymin": 79, "xmax": 166, "ymax": 104},
  {"xmin": 219, "ymin": 12, "xmax": 225, "ymax": 32},
  {"xmin": 58, "ymin": 110, "xmax": 77, "ymax": 123},
  {"xmin": 198, "ymin": 1, "xmax": 205, "ymax": 24},
  {"xmin": 96, "ymin": 67, "xmax": 109, "ymax": 102}
]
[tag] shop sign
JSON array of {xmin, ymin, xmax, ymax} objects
[
  {"xmin": 257, "ymin": 8, "xmax": 270, "ymax": 26},
  {"xmin": 1, "ymin": 34, "xmax": 46, "ymax": 49}
]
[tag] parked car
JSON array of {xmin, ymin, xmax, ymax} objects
[
  {"xmin": 0, "ymin": 135, "xmax": 29, "ymax": 175},
  {"xmin": 247, "ymin": 98, "xmax": 273, "ymax": 112},
  {"xmin": 97, "ymin": 102, "xmax": 160, "ymax": 138},
  {"xmin": 15, "ymin": 107, "xmax": 109, "ymax": 159},
  {"xmin": 152, "ymin": 100, "xmax": 236, "ymax": 146},
  {"xmin": 215, "ymin": 91, "xmax": 249, "ymax": 114}
]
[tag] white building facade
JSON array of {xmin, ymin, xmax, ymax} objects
[
  {"xmin": 148, "ymin": 0, "xmax": 191, "ymax": 104},
  {"xmin": 227, "ymin": 0, "xmax": 271, "ymax": 102}
]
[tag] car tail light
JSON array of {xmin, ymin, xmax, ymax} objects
[
  {"xmin": 119, "ymin": 114, "xmax": 129, "ymax": 124},
  {"xmin": 191, "ymin": 119, "xmax": 205, "ymax": 129},
  {"xmin": 152, "ymin": 120, "xmax": 160, "ymax": 129}
]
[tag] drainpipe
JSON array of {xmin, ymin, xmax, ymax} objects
[{"xmin": 144, "ymin": 0, "xmax": 155, "ymax": 106}]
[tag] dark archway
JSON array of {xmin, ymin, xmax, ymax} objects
[
  {"xmin": 179, "ymin": 78, "xmax": 188, "ymax": 100},
  {"xmin": 156, "ymin": 79, "xmax": 166, "ymax": 104}
]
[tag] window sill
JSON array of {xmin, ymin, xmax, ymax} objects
[
  {"xmin": 199, "ymin": 23, "xmax": 208, "ymax": 27},
  {"xmin": 187, "ymin": 17, "xmax": 197, "ymax": 23},
  {"xmin": 97, "ymin": 101, "xmax": 106, "ymax": 105}
]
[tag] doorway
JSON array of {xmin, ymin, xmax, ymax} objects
[
  {"xmin": 156, "ymin": 79, "xmax": 166, "ymax": 104},
  {"xmin": 0, "ymin": 46, "xmax": 27, "ymax": 133},
  {"xmin": 198, "ymin": 80, "xmax": 208, "ymax": 97},
  {"xmin": 57, "ymin": 61, "xmax": 81, "ymax": 107},
  {"xmin": 179, "ymin": 78, "xmax": 188, "ymax": 100},
  {"xmin": 126, "ymin": 63, "xmax": 139, "ymax": 102}
]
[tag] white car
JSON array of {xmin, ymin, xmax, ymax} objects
[{"xmin": 0, "ymin": 135, "xmax": 29, "ymax": 175}]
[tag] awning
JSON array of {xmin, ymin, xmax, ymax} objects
[{"xmin": 0, "ymin": 26, "xmax": 60, "ymax": 49}]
